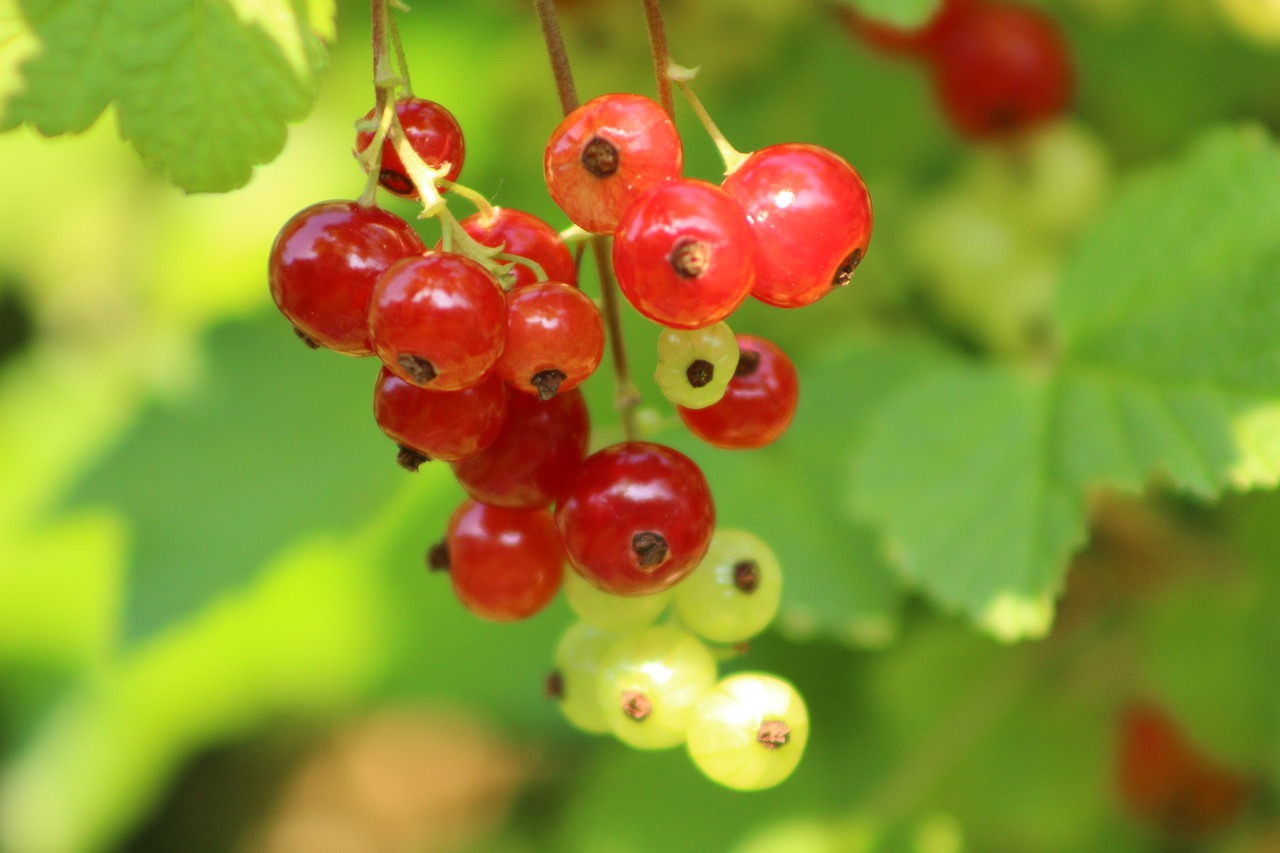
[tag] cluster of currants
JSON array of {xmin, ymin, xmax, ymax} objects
[{"xmin": 842, "ymin": 0, "xmax": 1074, "ymax": 139}]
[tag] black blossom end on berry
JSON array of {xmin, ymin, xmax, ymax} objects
[
  {"xmin": 756, "ymin": 719, "xmax": 791, "ymax": 750},
  {"xmin": 733, "ymin": 559, "xmax": 760, "ymax": 593},
  {"xmin": 379, "ymin": 168, "xmax": 415, "ymax": 196},
  {"xmin": 545, "ymin": 669, "xmax": 565, "ymax": 700},
  {"xmin": 397, "ymin": 353, "xmax": 438, "ymax": 385},
  {"xmin": 734, "ymin": 348, "xmax": 761, "ymax": 378},
  {"xmin": 532, "ymin": 369, "xmax": 567, "ymax": 401},
  {"xmin": 426, "ymin": 540, "xmax": 450, "ymax": 571},
  {"xmin": 581, "ymin": 136, "xmax": 620, "ymax": 178},
  {"xmin": 397, "ymin": 445, "xmax": 431, "ymax": 472},
  {"xmin": 832, "ymin": 248, "xmax": 864, "ymax": 289},
  {"xmin": 293, "ymin": 327, "xmax": 320, "ymax": 349},
  {"xmin": 686, "ymin": 359, "xmax": 715, "ymax": 388},
  {"xmin": 621, "ymin": 689, "xmax": 653, "ymax": 721},
  {"xmin": 632, "ymin": 531, "xmax": 669, "ymax": 570},
  {"xmin": 669, "ymin": 237, "xmax": 711, "ymax": 279}
]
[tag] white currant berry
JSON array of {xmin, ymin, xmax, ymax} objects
[
  {"xmin": 674, "ymin": 529, "xmax": 782, "ymax": 644},
  {"xmin": 686, "ymin": 672, "xmax": 809, "ymax": 791},
  {"xmin": 565, "ymin": 568, "xmax": 673, "ymax": 633},
  {"xmin": 549, "ymin": 621, "xmax": 616, "ymax": 735},
  {"xmin": 654, "ymin": 322, "xmax": 739, "ymax": 409},
  {"xmin": 596, "ymin": 625, "xmax": 717, "ymax": 750}
]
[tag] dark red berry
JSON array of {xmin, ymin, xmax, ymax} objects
[
  {"xmin": 544, "ymin": 93, "xmax": 683, "ymax": 234},
  {"xmin": 268, "ymin": 201, "xmax": 424, "ymax": 356},
  {"xmin": 678, "ymin": 335, "xmax": 798, "ymax": 449},
  {"xmin": 612, "ymin": 179, "xmax": 757, "ymax": 329},
  {"xmin": 451, "ymin": 388, "xmax": 590, "ymax": 511},
  {"xmin": 373, "ymin": 368, "xmax": 508, "ymax": 463},
  {"xmin": 721, "ymin": 144, "xmax": 872, "ymax": 308},
  {"xmin": 356, "ymin": 97, "xmax": 465, "ymax": 198},
  {"xmin": 457, "ymin": 207, "xmax": 578, "ymax": 288},
  {"xmin": 369, "ymin": 251, "xmax": 507, "ymax": 391},
  {"xmin": 446, "ymin": 500, "xmax": 564, "ymax": 621},
  {"xmin": 928, "ymin": 0, "xmax": 1073, "ymax": 138},
  {"xmin": 497, "ymin": 282, "xmax": 604, "ymax": 399},
  {"xmin": 555, "ymin": 441, "xmax": 715, "ymax": 596}
]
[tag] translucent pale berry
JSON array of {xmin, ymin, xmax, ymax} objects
[
  {"xmin": 674, "ymin": 529, "xmax": 782, "ymax": 644},
  {"xmin": 496, "ymin": 282, "xmax": 604, "ymax": 400},
  {"xmin": 686, "ymin": 673, "xmax": 809, "ymax": 791},
  {"xmin": 444, "ymin": 500, "xmax": 564, "ymax": 621},
  {"xmin": 544, "ymin": 93, "xmax": 683, "ymax": 234},
  {"xmin": 928, "ymin": 0, "xmax": 1073, "ymax": 139},
  {"xmin": 451, "ymin": 388, "xmax": 589, "ymax": 510},
  {"xmin": 722, "ymin": 144, "xmax": 872, "ymax": 308},
  {"xmin": 595, "ymin": 626, "xmax": 717, "ymax": 750},
  {"xmin": 549, "ymin": 622, "xmax": 616, "ymax": 735},
  {"xmin": 373, "ymin": 368, "xmax": 507, "ymax": 465},
  {"xmin": 654, "ymin": 322, "xmax": 739, "ymax": 409},
  {"xmin": 268, "ymin": 201, "xmax": 424, "ymax": 355},
  {"xmin": 612, "ymin": 179, "xmax": 756, "ymax": 329},
  {"xmin": 369, "ymin": 251, "xmax": 507, "ymax": 391},
  {"xmin": 356, "ymin": 97, "xmax": 465, "ymax": 198},
  {"xmin": 556, "ymin": 441, "xmax": 715, "ymax": 596},
  {"xmin": 563, "ymin": 569, "xmax": 672, "ymax": 633},
  {"xmin": 457, "ymin": 207, "xmax": 578, "ymax": 288},
  {"xmin": 678, "ymin": 335, "xmax": 799, "ymax": 449}
]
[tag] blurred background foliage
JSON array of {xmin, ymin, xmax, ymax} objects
[{"xmin": 2, "ymin": 0, "xmax": 1280, "ymax": 851}]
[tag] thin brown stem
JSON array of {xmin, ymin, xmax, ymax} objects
[
  {"xmin": 388, "ymin": 11, "xmax": 413, "ymax": 97},
  {"xmin": 641, "ymin": 0, "xmax": 676, "ymax": 120},
  {"xmin": 591, "ymin": 236, "xmax": 641, "ymax": 440},
  {"xmin": 358, "ymin": 0, "xmax": 393, "ymax": 206},
  {"xmin": 533, "ymin": 0, "xmax": 579, "ymax": 114}
]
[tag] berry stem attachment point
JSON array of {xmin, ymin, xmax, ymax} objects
[
  {"xmin": 669, "ymin": 63, "xmax": 750, "ymax": 175},
  {"xmin": 641, "ymin": 0, "xmax": 676, "ymax": 121},
  {"xmin": 437, "ymin": 179, "xmax": 496, "ymax": 222}
]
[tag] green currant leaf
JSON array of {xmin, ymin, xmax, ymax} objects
[
  {"xmin": 0, "ymin": 0, "xmax": 335, "ymax": 192},
  {"xmin": 831, "ymin": 0, "xmax": 942, "ymax": 30}
]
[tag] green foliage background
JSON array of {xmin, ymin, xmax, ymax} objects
[{"xmin": 2, "ymin": 0, "xmax": 1280, "ymax": 851}]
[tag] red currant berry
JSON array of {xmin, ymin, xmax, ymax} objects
[
  {"xmin": 612, "ymin": 179, "xmax": 756, "ymax": 329},
  {"xmin": 356, "ymin": 97, "xmax": 465, "ymax": 198},
  {"xmin": 497, "ymin": 282, "xmax": 604, "ymax": 399},
  {"xmin": 373, "ymin": 368, "xmax": 508, "ymax": 466},
  {"xmin": 444, "ymin": 500, "xmax": 564, "ymax": 621},
  {"xmin": 369, "ymin": 251, "xmax": 507, "ymax": 391},
  {"xmin": 556, "ymin": 442, "xmax": 715, "ymax": 596},
  {"xmin": 268, "ymin": 201, "xmax": 424, "ymax": 355},
  {"xmin": 544, "ymin": 93, "xmax": 683, "ymax": 234},
  {"xmin": 928, "ymin": 0, "xmax": 1073, "ymax": 139},
  {"xmin": 678, "ymin": 335, "xmax": 798, "ymax": 449},
  {"xmin": 451, "ymin": 388, "xmax": 590, "ymax": 510},
  {"xmin": 457, "ymin": 207, "xmax": 578, "ymax": 288},
  {"xmin": 721, "ymin": 144, "xmax": 872, "ymax": 308}
]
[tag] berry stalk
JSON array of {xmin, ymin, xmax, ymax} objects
[{"xmin": 642, "ymin": 0, "xmax": 676, "ymax": 120}]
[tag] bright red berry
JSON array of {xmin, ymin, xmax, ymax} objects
[
  {"xmin": 457, "ymin": 207, "xmax": 578, "ymax": 288},
  {"xmin": 496, "ymin": 281, "xmax": 604, "ymax": 399},
  {"xmin": 612, "ymin": 179, "xmax": 757, "ymax": 329},
  {"xmin": 451, "ymin": 388, "xmax": 590, "ymax": 511},
  {"xmin": 368, "ymin": 251, "xmax": 507, "ymax": 391},
  {"xmin": 556, "ymin": 442, "xmax": 715, "ymax": 596},
  {"xmin": 356, "ymin": 97, "xmax": 465, "ymax": 198},
  {"xmin": 721, "ymin": 144, "xmax": 872, "ymax": 308},
  {"xmin": 544, "ymin": 93, "xmax": 683, "ymax": 234},
  {"xmin": 444, "ymin": 500, "xmax": 564, "ymax": 621},
  {"xmin": 268, "ymin": 201, "xmax": 424, "ymax": 355},
  {"xmin": 373, "ymin": 368, "xmax": 508, "ymax": 467},
  {"xmin": 678, "ymin": 335, "xmax": 798, "ymax": 449},
  {"xmin": 928, "ymin": 0, "xmax": 1073, "ymax": 138}
]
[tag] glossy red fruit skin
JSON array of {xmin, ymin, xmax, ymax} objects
[
  {"xmin": 497, "ymin": 282, "xmax": 604, "ymax": 398},
  {"xmin": 373, "ymin": 368, "xmax": 508, "ymax": 462},
  {"xmin": 447, "ymin": 500, "xmax": 564, "ymax": 621},
  {"xmin": 555, "ymin": 441, "xmax": 715, "ymax": 596},
  {"xmin": 721, "ymin": 144, "xmax": 872, "ymax": 308},
  {"xmin": 356, "ymin": 97, "xmax": 465, "ymax": 198},
  {"xmin": 928, "ymin": 0, "xmax": 1073, "ymax": 139},
  {"xmin": 544, "ymin": 93, "xmax": 683, "ymax": 234},
  {"xmin": 269, "ymin": 201, "xmax": 424, "ymax": 355},
  {"xmin": 612, "ymin": 178, "xmax": 757, "ymax": 330},
  {"xmin": 678, "ymin": 335, "xmax": 798, "ymax": 449},
  {"xmin": 369, "ymin": 251, "xmax": 507, "ymax": 391},
  {"xmin": 456, "ymin": 208, "xmax": 578, "ymax": 288},
  {"xmin": 451, "ymin": 389, "xmax": 590, "ymax": 511},
  {"xmin": 839, "ymin": 0, "xmax": 973, "ymax": 58}
]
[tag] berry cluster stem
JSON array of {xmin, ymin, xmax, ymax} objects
[
  {"xmin": 641, "ymin": 0, "xmax": 676, "ymax": 121},
  {"xmin": 669, "ymin": 63, "xmax": 750, "ymax": 175}
]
